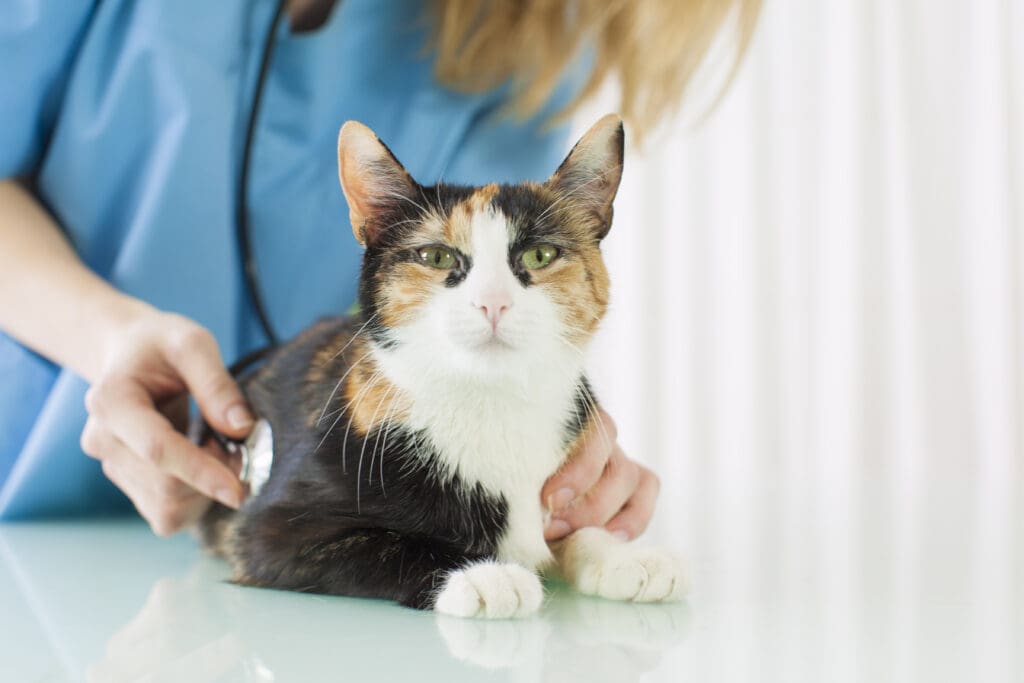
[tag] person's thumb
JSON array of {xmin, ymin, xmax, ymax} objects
[{"xmin": 167, "ymin": 325, "xmax": 254, "ymax": 439}]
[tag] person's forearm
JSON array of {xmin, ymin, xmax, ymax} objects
[{"xmin": 0, "ymin": 179, "xmax": 152, "ymax": 382}]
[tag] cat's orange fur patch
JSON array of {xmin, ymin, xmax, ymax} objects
[
  {"xmin": 442, "ymin": 183, "xmax": 497, "ymax": 251},
  {"xmin": 342, "ymin": 338, "xmax": 409, "ymax": 437},
  {"xmin": 377, "ymin": 262, "xmax": 442, "ymax": 329},
  {"xmin": 470, "ymin": 183, "xmax": 500, "ymax": 208},
  {"xmin": 441, "ymin": 201, "xmax": 474, "ymax": 253},
  {"xmin": 528, "ymin": 194, "xmax": 611, "ymax": 345}
]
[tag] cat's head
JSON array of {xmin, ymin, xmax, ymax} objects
[{"xmin": 337, "ymin": 115, "xmax": 623, "ymax": 380}]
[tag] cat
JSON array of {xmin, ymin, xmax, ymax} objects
[{"xmin": 197, "ymin": 114, "xmax": 686, "ymax": 618}]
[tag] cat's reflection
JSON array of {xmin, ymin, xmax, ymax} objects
[
  {"xmin": 436, "ymin": 584, "xmax": 690, "ymax": 681},
  {"xmin": 88, "ymin": 562, "xmax": 688, "ymax": 683}
]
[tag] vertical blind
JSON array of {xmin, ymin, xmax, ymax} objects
[{"xmin": 575, "ymin": 0, "xmax": 1022, "ymax": 679}]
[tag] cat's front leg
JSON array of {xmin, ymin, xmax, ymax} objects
[
  {"xmin": 434, "ymin": 561, "xmax": 544, "ymax": 619},
  {"xmin": 228, "ymin": 506, "xmax": 543, "ymax": 618},
  {"xmin": 551, "ymin": 527, "xmax": 688, "ymax": 603}
]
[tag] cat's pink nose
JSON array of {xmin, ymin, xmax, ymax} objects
[{"xmin": 473, "ymin": 291, "xmax": 512, "ymax": 328}]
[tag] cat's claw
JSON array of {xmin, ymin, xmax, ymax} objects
[{"xmin": 434, "ymin": 562, "xmax": 543, "ymax": 619}]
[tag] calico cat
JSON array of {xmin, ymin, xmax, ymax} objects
[{"xmin": 198, "ymin": 115, "xmax": 686, "ymax": 618}]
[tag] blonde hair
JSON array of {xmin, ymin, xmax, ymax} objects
[{"xmin": 430, "ymin": 0, "xmax": 763, "ymax": 137}]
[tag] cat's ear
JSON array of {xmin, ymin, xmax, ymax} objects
[
  {"xmin": 337, "ymin": 121, "xmax": 419, "ymax": 246},
  {"xmin": 546, "ymin": 114, "xmax": 624, "ymax": 240}
]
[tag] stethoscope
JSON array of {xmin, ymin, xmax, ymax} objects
[
  {"xmin": 214, "ymin": 0, "xmax": 290, "ymax": 496},
  {"xmin": 237, "ymin": 0, "xmax": 288, "ymax": 347}
]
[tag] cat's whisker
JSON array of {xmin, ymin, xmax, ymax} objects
[
  {"xmin": 316, "ymin": 345, "xmax": 376, "ymax": 426},
  {"xmin": 336, "ymin": 367, "xmax": 386, "ymax": 474},
  {"xmin": 380, "ymin": 217, "xmax": 427, "ymax": 233},
  {"xmin": 579, "ymin": 384, "xmax": 613, "ymax": 453},
  {"xmin": 318, "ymin": 404, "xmax": 345, "ymax": 421},
  {"xmin": 359, "ymin": 381, "xmax": 398, "ymax": 512},
  {"xmin": 573, "ymin": 384, "xmax": 612, "ymax": 455},
  {"xmin": 327, "ymin": 312, "xmax": 381, "ymax": 364},
  {"xmin": 313, "ymin": 408, "xmax": 347, "ymax": 461},
  {"xmin": 583, "ymin": 384, "xmax": 614, "ymax": 453},
  {"xmin": 373, "ymin": 385, "xmax": 406, "ymax": 498},
  {"xmin": 433, "ymin": 181, "xmax": 444, "ymax": 218},
  {"xmin": 569, "ymin": 378, "xmax": 606, "ymax": 454},
  {"xmin": 316, "ymin": 370, "xmax": 381, "ymax": 478},
  {"xmin": 378, "ymin": 189, "xmax": 430, "ymax": 216},
  {"xmin": 430, "ymin": 153, "xmax": 459, "ymax": 213},
  {"xmin": 314, "ymin": 313, "xmax": 383, "ymax": 427},
  {"xmin": 553, "ymin": 333, "xmax": 614, "ymax": 452},
  {"xmin": 567, "ymin": 384, "xmax": 587, "ymax": 434}
]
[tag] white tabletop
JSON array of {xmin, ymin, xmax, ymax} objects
[{"xmin": 1, "ymin": 495, "xmax": 1020, "ymax": 682}]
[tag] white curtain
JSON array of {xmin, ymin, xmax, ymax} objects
[{"xmin": 575, "ymin": 0, "xmax": 1022, "ymax": 680}]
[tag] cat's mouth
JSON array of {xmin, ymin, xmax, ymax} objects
[
  {"xmin": 465, "ymin": 329, "xmax": 517, "ymax": 353},
  {"xmin": 476, "ymin": 335, "xmax": 515, "ymax": 352}
]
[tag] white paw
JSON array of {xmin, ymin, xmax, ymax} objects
[
  {"xmin": 434, "ymin": 562, "xmax": 543, "ymax": 619},
  {"xmin": 575, "ymin": 546, "xmax": 688, "ymax": 603}
]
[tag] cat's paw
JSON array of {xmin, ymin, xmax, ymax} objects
[
  {"xmin": 575, "ymin": 545, "xmax": 687, "ymax": 603},
  {"xmin": 555, "ymin": 529, "xmax": 687, "ymax": 603},
  {"xmin": 434, "ymin": 562, "xmax": 543, "ymax": 619}
]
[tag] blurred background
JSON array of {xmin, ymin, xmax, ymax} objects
[{"xmin": 577, "ymin": 0, "xmax": 1022, "ymax": 679}]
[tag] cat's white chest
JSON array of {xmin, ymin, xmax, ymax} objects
[
  {"xmin": 373, "ymin": 335, "xmax": 584, "ymax": 572},
  {"xmin": 407, "ymin": 380, "xmax": 575, "ymax": 571}
]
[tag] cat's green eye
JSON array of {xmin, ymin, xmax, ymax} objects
[
  {"xmin": 417, "ymin": 246, "xmax": 456, "ymax": 270},
  {"xmin": 521, "ymin": 244, "xmax": 559, "ymax": 270}
]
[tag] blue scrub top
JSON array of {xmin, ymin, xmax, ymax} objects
[{"xmin": 0, "ymin": 0, "xmax": 580, "ymax": 519}]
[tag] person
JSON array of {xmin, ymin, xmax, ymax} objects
[{"xmin": 0, "ymin": 0, "xmax": 759, "ymax": 536}]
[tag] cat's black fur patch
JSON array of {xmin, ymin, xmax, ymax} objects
[
  {"xmin": 201, "ymin": 316, "xmax": 509, "ymax": 609},
  {"xmin": 564, "ymin": 378, "xmax": 598, "ymax": 449},
  {"xmin": 492, "ymin": 184, "xmax": 586, "ymax": 287}
]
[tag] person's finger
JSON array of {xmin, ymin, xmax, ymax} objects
[
  {"xmin": 80, "ymin": 416, "xmax": 108, "ymax": 460},
  {"xmin": 94, "ymin": 438, "xmax": 147, "ymax": 505},
  {"xmin": 82, "ymin": 418, "xmax": 157, "ymax": 509},
  {"xmin": 87, "ymin": 379, "xmax": 243, "ymax": 508},
  {"xmin": 542, "ymin": 407, "xmax": 618, "ymax": 513},
  {"xmin": 85, "ymin": 417, "xmax": 179, "ymax": 510},
  {"xmin": 89, "ymin": 433, "xmax": 194, "ymax": 536},
  {"xmin": 545, "ymin": 447, "xmax": 639, "ymax": 540},
  {"xmin": 604, "ymin": 466, "xmax": 660, "ymax": 541},
  {"xmin": 115, "ymin": 443, "xmax": 213, "ymax": 533},
  {"xmin": 162, "ymin": 321, "xmax": 253, "ymax": 439},
  {"xmin": 83, "ymin": 413, "xmax": 207, "ymax": 532}
]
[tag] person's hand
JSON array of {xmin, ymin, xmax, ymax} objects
[
  {"xmin": 542, "ymin": 407, "xmax": 659, "ymax": 542},
  {"xmin": 80, "ymin": 309, "xmax": 252, "ymax": 536}
]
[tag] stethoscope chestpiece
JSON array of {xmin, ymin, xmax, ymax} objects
[{"xmin": 224, "ymin": 419, "xmax": 275, "ymax": 498}]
